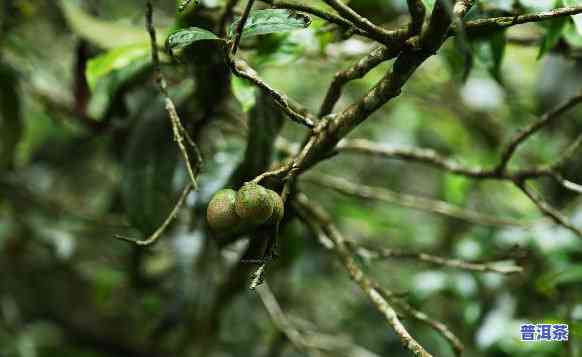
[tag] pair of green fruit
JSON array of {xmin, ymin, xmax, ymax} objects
[{"xmin": 206, "ymin": 183, "xmax": 284, "ymax": 234}]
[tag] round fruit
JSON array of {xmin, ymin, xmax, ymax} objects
[
  {"xmin": 266, "ymin": 189, "xmax": 284, "ymax": 224},
  {"xmin": 207, "ymin": 189, "xmax": 240, "ymax": 232},
  {"xmin": 235, "ymin": 183, "xmax": 274, "ymax": 225}
]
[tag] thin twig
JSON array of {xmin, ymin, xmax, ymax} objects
[
  {"xmin": 231, "ymin": 0, "xmax": 256, "ymax": 54},
  {"xmin": 319, "ymin": 44, "xmax": 403, "ymax": 117},
  {"xmin": 255, "ymin": 3, "xmax": 582, "ymax": 185},
  {"xmin": 553, "ymin": 174, "xmax": 582, "ymax": 195},
  {"xmin": 336, "ymin": 136, "xmax": 582, "ymax": 195},
  {"xmin": 261, "ymin": 0, "xmax": 369, "ymax": 37},
  {"xmin": 115, "ymin": 183, "xmax": 194, "ymax": 246},
  {"xmin": 549, "ymin": 133, "xmax": 582, "ymax": 171},
  {"xmin": 294, "ymin": 194, "xmax": 433, "ymax": 357},
  {"xmin": 229, "ymin": 57, "xmax": 315, "ymax": 128},
  {"xmin": 258, "ymin": 283, "xmax": 383, "ymax": 356},
  {"xmin": 496, "ymin": 93, "xmax": 582, "ymax": 173},
  {"xmin": 303, "ymin": 174, "xmax": 528, "ymax": 227},
  {"xmin": 249, "ymin": 263, "xmax": 267, "ymax": 289},
  {"xmin": 516, "ymin": 182, "xmax": 582, "ymax": 238},
  {"xmin": 322, "ymin": 0, "xmax": 407, "ymax": 44},
  {"xmin": 219, "ymin": 0, "xmax": 240, "ymax": 36},
  {"xmin": 256, "ymin": 283, "xmax": 318, "ymax": 357},
  {"xmin": 260, "ymin": 0, "xmax": 475, "ymax": 182},
  {"xmin": 351, "ymin": 242, "xmax": 523, "ymax": 274},
  {"xmin": 373, "ymin": 286, "xmax": 464, "ymax": 357},
  {"xmin": 146, "ymin": 2, "xmax": 201, "ymax": 189},
  {"xmin": 337, "ymin": 138, "xmax": 495, "ymax": 178},
  {"xmin": 462, "ymin": 5, "xmax": 582, "ymax": 35}
]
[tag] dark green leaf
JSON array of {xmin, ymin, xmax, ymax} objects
[
  {"xmin": 538, "ymin": 16, "xmax": 568, "ymax": 59},
  {"xmin": 122, "ymin": 117, "xmax": 181, "ymax": 236},
  {"xmin": 473, "ymin": 30, "xmax": 506, "ymax": 82},
  {"xmin": 228, "ymin": 9, "xmax": 311, "ymax": 40},
  {"xmin": 442, "ymin": 39, "xmax": 471, "ymax": 82},
  {"xmin": 488, "ymin": 30, "xmax": 506, "ymax": 81},
  {"xmin": 165, "ymin": 27, "xmax": 221, "ymax": 52}
]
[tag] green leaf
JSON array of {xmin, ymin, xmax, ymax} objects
[
  {"xmin": 473, "ymin": 30, "xmax": 506, "ymax": 82},
  {"xmin": 563, "ymin": 0, "xmax": 582, "ymax": 36},
  {"xmin": 86, "ymin": 44, "xmax": 150, "ymax": 91},
  {"xmin": 122, "ymin": 117, "xmax": 181, "ymax": 236},
  {"xmin": 231, "ymin": 76, "xmax": 256, "ymax": 112},
  {"xmin": 87, "ymin": 56, "xmax": 151, "ymax": 120},
  {"xmin": 228, "ymin": 9, "xmax": 311, "ymax": 40},
  {"xmin": 488, "ymin": 30, "xmax": 506, "ymax": 81},
  {"xmin": 59, "ymin": 0, "xmax": 155, "ymax": 49},
  {"xmin": 442, "ymin": 40, "xmax": 470, "ymax": 82},
  {"xmin": 165, "ymin": 27, "xmax": 222, "ymax": 52},
  {"xmin": 537, "ymin": 15, "xmax": 568, "ymax": 59}
]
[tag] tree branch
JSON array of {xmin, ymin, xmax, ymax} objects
[
  {"xmin": 548, "ymin": 133, "xmax": 582, "ymax": 171},
  {"xmin": 303, "ymin": 174, "xmax": 528, "ymax": 227},
  {"xmin": 350, "ymin": 242, "xmax": 523, "ymax": 274},
  {"xmin": 335, "ymin": 138, "xmax": 566, "ymax": 185},
  {"xmin": 322, "ymin": 0, "xmax": 408, "ymax": 44},
  {"xmin": 337, "ymin": 138, "xmax": 495, "ymax": 178},
  {"xmin": 372, "ymin": 286, "xmax": 464, "ymax": 357},
  {"xmin": 294, "ymin": 193, "xmax": 434, "ymax": 357},
  {"xmin": 263, "ymin": 0, "xmax": 476, "ymax": 184},
  {"xmin": 115, "ymin": 183, "xmax": 193, "ymax": 246},
  {"xmin": 256, "ymin": 3, "xmax": 582, "ymax": 185},
  {"xmin": 146, "ymin": 1, "xmax": 202, "ymax": 189},
  {"xmin": 462, "ymin": 5, "xmax": 582, "ymax": 35},
  {"xmin": 256, "ymin": 283, "xmax": 319, "ymax": 356},
  {"xmin": 319, "ymin": 43, "xmax": 403, "ymax": 117},
  {"xmin": 231, "ymin": 0, "xmax": 256, "ymax": 54},
  {"xmin": 228, "ymin": 56, "xmax": 315, "ymax": 128},
  {"xmin": 261, "ymin": 0, "xmax": 370, "ymax": 38},
  {"xmin": 496, "ymin": 93, "xmax": 582, "ymax": 174},
  {"xmin": 517, "ymin": 182, "xmax": 582, "ymax": 237}
]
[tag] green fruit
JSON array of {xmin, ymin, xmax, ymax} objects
[
  {"xmin": 207, "ymin": 189, "xmax": 241, "ymax": 232},
  {"xmin": 235, "ymin": 183, "xmax": 274, "ymax": 225},
  {"xmin": 266, "ymin": 189, "xmax": 284, "ymax": 224}
]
